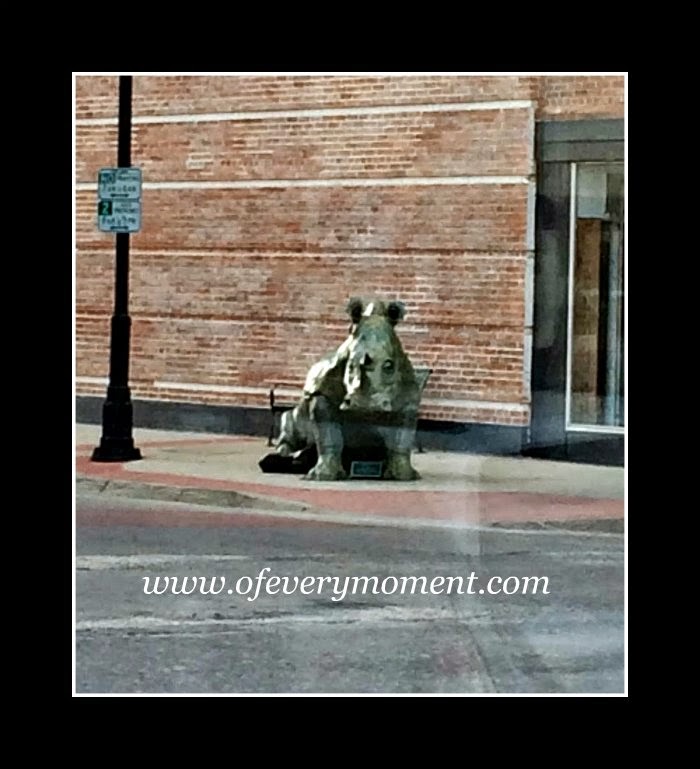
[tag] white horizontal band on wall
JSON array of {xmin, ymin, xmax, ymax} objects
[
  {"xmin": 155, "ymin": 382, "xmax": 270, "ymax": 395},
  {"xmin": 76, "ymin": 175, "xmax": 529, "ymax": 191},
  {"xmin": 152, "ymin": 380, "xmax": 527, "ymax": 412},
  {"xmin": 76, "ymin": 376, "xmax": 108, "ymax": 385},
  {"xmin": 77, "ymin": 100, "xmax": 534, "ymax": 126},
  {"xmin": 420, "ymin": 398, "xmax": 528, "ymax": 413},
  {"xmin": 77, "ymin": 249, "xmax": 532, "ymax": 260}
]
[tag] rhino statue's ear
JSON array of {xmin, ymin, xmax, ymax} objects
[
  {"xmin": 346, "ymin": 297, "xmax": 364, "ymax": 324},
  {"xmin": 387, "ymin": 301, "xmax": 406, "ymax": 326}
]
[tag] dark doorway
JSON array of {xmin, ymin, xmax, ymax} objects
[{"xmin": 529, "ymin": 120, "xmax": 624, "ymax": 465}]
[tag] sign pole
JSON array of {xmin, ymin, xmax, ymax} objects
[{"xmin": 92, "ymin": 76, "xmax": 142, "ymax": 462}]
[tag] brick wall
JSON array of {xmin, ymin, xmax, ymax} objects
[
  {"xmin": 536, "ymin": 76, "xmax": 625, "ymax": 120},
  {"xmin": 76, "ymin": 74, "xmax": 624, "ymax": 428}
]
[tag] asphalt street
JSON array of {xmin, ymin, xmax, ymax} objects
[{"xmin": 75, "ymin": 492, "xmax": 624, "ymax": 694}]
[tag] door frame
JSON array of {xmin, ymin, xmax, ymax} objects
[{"xmin": 529, "ymin": 118, "xmax": 625, "ymax": 465}]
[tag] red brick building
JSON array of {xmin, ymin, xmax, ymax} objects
[{"xmin": 75, "ymin": 74, "xmax": 625, "ymax": 463}]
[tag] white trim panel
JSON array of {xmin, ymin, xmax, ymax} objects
[
  {"xmin": 155, "ymin": 381, "xmax": 267, "ymax": 395},
  {"xmin": 526, "ymin": 179, "xmax": 537, "ymax": 250},
  {"xmin": 421, "ymin": 398, "xmax": 528, "ymax": 413},
  {"xmin": 522, "ymin": 329, "xmax": 533, "ymax": 404},
  {"xmin": 77, "ymin": 249, "xmax": 532, "ymax": 260},
  {"xmin": 565, "ymin": 162, "xmax": 577, "ymax": 429},
  {"xmin": 524, "ymin": 254, "xmax": 535, "ymax": 328},
  {"xmin": 76, "ymin": 175, "xmax": 529, "ymax": 191},
  {"xmin": 76, "ymin": 376, "xmax": 108, "ymax": 385},
  {"xmin": 527, "ymin": 105, "xmax": 536, "ymax": 176},
  {"xmin": 153, "ymin": 380, "xmax": 527, "ymax": 413},
  {"xmin": 567, "ymin": 424, "xmax": 625, "ymax": 435},
  {"xmin": 77, "ymin": 99, "xmax": 535, "ymax": 126}
]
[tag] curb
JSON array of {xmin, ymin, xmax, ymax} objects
[
  {"xmin": 76, "ymin": 476, "xmax": 315, "ymax": 514},
  {"xmin": 489, "ymin": 518, "xmax": 624, "ymax": 534},
  {"xmin": 77, "ymin": 476, "xmax": 624, "ymax": 535}
]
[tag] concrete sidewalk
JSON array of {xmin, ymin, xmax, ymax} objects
[{"xmin": 76, "ymin": 424, "xmax": 625, "ymax": 531}]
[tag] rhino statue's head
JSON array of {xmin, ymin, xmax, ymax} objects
[{"xmin": 338, "ymin": 297, "xmax": 418, "ymax": 414}]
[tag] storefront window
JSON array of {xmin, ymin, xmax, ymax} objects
[{"xmin": 567, "ymin": 163, "xmax": 625, "ymax": 429}]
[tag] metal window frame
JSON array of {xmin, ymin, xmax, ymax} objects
[
  {"xmin": 565, "ymin": 161, "xmax": 625, "ymax": 435},
  {"xmin": 529, "ymin": 118, "xmax": 625, "ymax": 464}
]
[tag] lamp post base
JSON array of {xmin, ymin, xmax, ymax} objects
[
  {"xmin": 91, "ymin": 437, "xmax": 142, "ymax": 462},
  {"xmin": 91, "ymin": 393, "xmax": 142, "ymax": 462}
]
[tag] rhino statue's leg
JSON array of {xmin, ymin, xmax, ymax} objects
[
  {"xmin": 276, "ymin": 401, "xmax": 312, "ymax": 457},
  {"xmin": 379, "ymin": 418, "xmax": 420, "ymax": 481},
  {"xmin": 305, "ymin": 394, "xmax": 347, "ymax": 481}
]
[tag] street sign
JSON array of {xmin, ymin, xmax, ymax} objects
[
  {"xmin": 97, "ymin": 167, "xmax": 142, "ymax": 232},
  {"xmin": 98, "ymin": 167, "xmax": 142, "ymax": 200},
  {"xmin": 98, "ymin": 199, "xmax": 141, "ymax": 233}
]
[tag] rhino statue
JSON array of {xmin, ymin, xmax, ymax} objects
[{"xmin": 274, "ymin": 298, "xmax": 422, "ymax": 481}]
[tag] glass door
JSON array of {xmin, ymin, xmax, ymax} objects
[{"xmin": 566, "ymin": 162, "xmax": 625, "ymax": 431}]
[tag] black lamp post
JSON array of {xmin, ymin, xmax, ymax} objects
[{"xmin": 92, "ymin": 75, "xmax": 142, "ymax": 462}]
